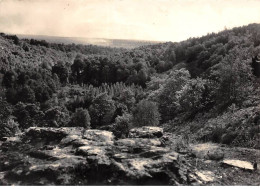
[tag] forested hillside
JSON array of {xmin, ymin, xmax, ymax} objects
[{"xmin": 1, "ymin": 23, "xmax": 260, "ymax": 149}]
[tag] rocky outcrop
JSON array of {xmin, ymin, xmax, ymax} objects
[
  {"xmin": 0, "ymin": 126, "xmax": 211, "ymax": 185},
  {"xmin": 128, "ymin": 126, "xmax": 163, "ymax": 138}
]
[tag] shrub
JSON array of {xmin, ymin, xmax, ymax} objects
[
  {"xmin": 44, "ymin": 106, "xmax": 70, "ymax": 127},
  {"xmin": 13, "ymin": 102, "xmax": 44, "ymax": 130},
  {"xmin": 0, "ymin": 99, "xmax": 20, "ymax": 138},
  {"xmin": 69, "ymin": 108, "xmax": 91, "ymax": 129},
  {"xmin": 0, "ymin": 118, "xmax": 20, "ymax": 138},
  {"xmin": 174, "ymin": 134, "xmax": 190, "ymax": 153},
  {"xmin": 113, "ymin": 113, "xmax": 132, "ymax": 138},
  {"xmin": 221, "ymin": 132, "xmax": 238, "ymax": 144},
  {"xmin": 211, "ymin": 127, "xmax": 226, "ymax": 143},
  {"xmin": 177, "ymin": 78, "xmax": 206, "ymax": 113}
]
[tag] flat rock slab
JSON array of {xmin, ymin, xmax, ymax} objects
[
  {"xmin": 222, "ymin": 159, "xmax": 254, "ymax": 170},
  {"xmin": 24, "ymin": 127, "xmax": 84, "ymax": 140},
  {"xmin": 116, "ymin": 138, "xmax": 162, "ymax": 147},
  {"xmin": 83, "ymin": 130, "xmax": 114, "ymax": 143},
  {"xmin": 129, "ymin": 126, "xmax": 163, "ymax": 138},
  {"xmin": 77, "ymin": 145, "xmax": 107, "ymax": 156},
  {"xmin": 195, "ymin": 170, "xmax": 215, "ymax": 183},
  {"xmin": 113, "ymin": 153, "xmax": 179, "ymax": 180}
]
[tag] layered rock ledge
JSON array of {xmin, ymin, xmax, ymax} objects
[{"xmin": 0, "ymin": 126, "xmax": 211, "ymax": 185}]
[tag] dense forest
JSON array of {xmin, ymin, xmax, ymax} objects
[{"xmin": 1, "ymin": 23, "xmax": 260, "ymax": 149}]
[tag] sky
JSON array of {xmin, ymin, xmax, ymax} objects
[{"xmin": 0, "ymin": 0, "xmax": 260, "ymax": 42}]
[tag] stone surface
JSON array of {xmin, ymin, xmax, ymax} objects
[
  {"xmin": 190, "ymin": 143, "xmax": 224, "ymax": 160},
  {"xmin": 195, "ymin": 170, "xmax": 215, "ymax": 183},
  {"xmin": 83, "ymin": 130, "xmax": 114, "ymax": 143},
  {"xmin": 0, "ymin": 126, "xmax": 210, "ymax": 185},
  {"xmin": 207, "ymin": 150, "xmax": 224, "ymax": 161},
  {"xmin": 129, "ymin": 126, "xmax": 163, "ymax": 138},
  {"xmin": 222, "ymin": 159, "xmax": 254, "ymax": 170},
  {"xmin": 116, "ymin": 138, "xmax": 162, "ymax": 147}
]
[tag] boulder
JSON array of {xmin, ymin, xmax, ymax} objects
[
  {"xmin": 207, "ymin": 150, "xmax": 224, "ymax": 161},
  {"xmin": 129, "ymin": 126, "xmax": 163, "ymax": 138}
]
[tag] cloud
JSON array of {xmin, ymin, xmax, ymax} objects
[{"xmin": 0, "ymin": 0, "xmax": 260, "ymax": 41}]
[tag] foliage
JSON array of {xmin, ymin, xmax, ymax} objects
[
  {"xmin": 17, "ymin": 86, "xmax": 36, "ymax": 103},
  {"xmin": 69, "ymin": 108, "xmax": 91, "ymax": 129},
  {"xmin": 157, "ymin": 68, "xmax": 190, "ymax": 122},
  {"xmin": 89, "ymin": 93, "xmax": 116, "ymax": 127},
  {"xmin": 44, "ymin": 106, "xmax": 70, "ymax": 127},
  {"xmin": 1, "ymin": 24, "xmax": 260, "ymax": 149},
  {"xmin": 213, "ymin": 47, "xmax": 253, "ymax": 107},
  {"xmin": 117, "ymin": 88, "xmax": 136, "ymax": 111},
  {"xmin": 113, "ymin": 113, "xmax": 133, "ymax": 138},
  {"xmin": 0, "ymin": 98, "xmax": 20, "ymax": 138},
  {"xmin": 13, "ymin": 102, "xmax": 44, "ymax": 130},
  {"xmin": 176, "ymin": 78, "xmax": 207, "ymax": 113},
  {"xmin": 52, "ymin": 61, "xmax": 69, "ymax": 84},
  {"xmin": 2, "ymin": 70, "xmax": 17, "ymax": 88},
  {"xmin": 132, "ymin": 100, "xmax": 160, "ymax": 127}
]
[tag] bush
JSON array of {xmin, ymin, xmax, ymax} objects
[
  {"xmin": 221, "ymin": 132, "xmax": 238, "ymax": 144},
  {"xmin": 44, "ymin": 106, "xmax": 70, "ymax": 127},
  {"xmin": 211, "ymin": 127, "xmax": 226, "ymax": 143},
  {"xmin": 13, "ymin": 102, "xmax": 44, "ymax": 130},
  {"xmin": 0, "ymin": 118, "xmax": 20, "ymax": 138},
  {"xmin": 177, "ymin": 78, "xmax": 206, "ymax": 113},
  {"xmin": 69, "ymin": 108, "xmax": 91, "ymax": 129},
  {"xmin": 174, "ymin": 134, "xmax": 190, "ymax": 153},
  {"xmin": 113, "ymin": 113, "xmax": 132, "ymax": 138},
  {"xmin": 0, "ymin": 99, "xmax": 20, "ymax": 138}
]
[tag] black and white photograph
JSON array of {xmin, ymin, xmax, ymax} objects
[{"xmin": 0, "ymin": 0, "xmax": 259, "ymax": 186}]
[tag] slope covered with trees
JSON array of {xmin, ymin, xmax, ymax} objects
[{"xmin": 1, "ymin": 23, "xmax": 260, "ymax": 149}]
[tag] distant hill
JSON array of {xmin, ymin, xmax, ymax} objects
[{"xmin": 17, "ymin": 34, "xmax": 162, "ymax": 49}]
